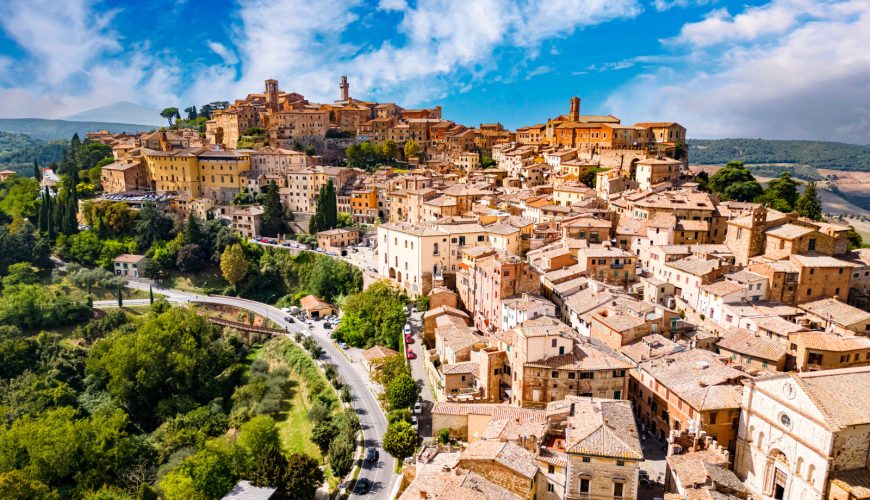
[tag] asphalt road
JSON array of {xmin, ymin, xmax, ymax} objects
[{"xmin": 121, "ymin": 280, "xmax": 397, "ymax": 499}]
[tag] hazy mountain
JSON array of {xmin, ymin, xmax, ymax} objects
[
  {"xmin": 0, "ymin": 118, "xmax": 156, "ymax": 141},
  {"xmin": 65, "ymin": 101, "xmax": 165, "ymax": 127}
]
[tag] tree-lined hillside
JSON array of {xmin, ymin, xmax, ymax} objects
[
  {"xmin": 0, "ymin": 132, "xmax": 67, "ymax": 175},
  {"xmin": 689, "ymin": 138, "xmax": 870, "ymax": 171}
]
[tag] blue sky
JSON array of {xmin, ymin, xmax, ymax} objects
[{"xmin": 0, "ymin": 0, "xmax": 868, "ymax": 143}]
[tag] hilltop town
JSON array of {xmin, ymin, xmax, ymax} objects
[{"xmin": 1, "ymin": 75, "xmax": 869, "ymax": 500}]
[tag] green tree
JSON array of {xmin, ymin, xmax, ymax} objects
[
  {"xmin": 85, "ymin": 307, "xmax": 240, "ymax": 429},
  {"xmin": 308, "ymin": 179, "xmax": 337, "ymax": 234},
  {"xmin": 159, "ymin": 438, "xmax": 245, "ymax": 500},
  {"xmin": 283, "ymin": 452, "xmax": 324, "ymax": 498},
  {"xmin": 403, "ymin": 139, "xmax": 421, "ymax": 159},
  {"xmin": 385, "ymin": 372, "xmax": 419, "ymax": 411},
  {"xmin": 383, "ymin": 420, "xmax": 417, "ymax": 459},
  {"xmin": 372, "ymin": 354, "xmax": 409, "ymax": 386},
  {"xmin": 847, "ymin": 227, "xmax": 864, "ymax": 250},
  {"xmin": 176, "ymin": 243, "xmax": 207, "ymax": 273},
  {"xmin": 707, "ymin": 161, "xmax": 763, "ymax": 202},
  {"xmin": 33, "ymin": 159, "xmax": 42, "ymax": 181},
  {"xmin": 249, "ymin": 444, "xmax": 288, "ymax": 490},
  {"xmin": 220, "ymin": 243, "xmax": 250, "ymax": 288},
  {"xmin": 160, "ymin": 108, "xmax": 180, "ymax": 126},
  {"xmin": 184, "ymin": 106, "xmax": 198, "ymax": 120},
  {"xmin": 335, "ymin": 280, "xmax": 406, "ymax": 349},
  {"xmin": 135, "ymin": 202, "xmax": 174, "ymax": 249},
  {"xmin": 327, "ymin": 437, "xmax": 354, "ymax": 477},
  {"xmin": 0, "ymin": 176, "xmax": 39, "ymax": 223},
  {"xmin": 579, "ymin": 167, "xmax": 606, "ymax": 189},
  {"xmin": 311, "ymin": 419, "xmax": 339, "ymax": 455},
  {"xmin": 3, "ymin": 262, "xmax": 38, "ymax": 287},
  {"xmin": 758, "ymin": 172, "xmax": 799, "ymax": 212},
  {"xmin": 260, "ymin": 182, "xmax": 283, "ymax": 237},
  {"xmin": 795, "ymin": 181, "xmax": 823, "ymax": 221},
  {"xmin": 0, "ymin": 470, "xmax": 57, "ymax": 499},
  {"xmin": 238, "ymin": 415, "xmax": 281, "ymax": 460}
]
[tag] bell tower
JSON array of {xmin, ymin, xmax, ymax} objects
[
  {"xmin": 340, "ymin": 75, "xmax": 349, "ymax": 102},
  {"xmin": 569, "ymin": 96, "xmax": 581, "ymax": 121},
  {"xmin": 265, "ymin": 79, "xmax": 279, "ymax": 112}
]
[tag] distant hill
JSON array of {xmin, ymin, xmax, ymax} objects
[
  {"xmin": 0, "ymin": 118, "xmax": 156, "ymax": 141},
  {"xmin": 688, "ymin": 138, "xmax": 870, "ymax": 171},
  {"xmin": 65, "ymin": 101, "xmax": 165, "ymax": 126},
  {"xmin": 0, "ymin": 132, "xmax": 67, "ymax": 175}
]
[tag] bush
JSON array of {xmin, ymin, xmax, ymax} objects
[{"xmin": 438, "ymin": 428, "xmax": 450, "ymax": 445}]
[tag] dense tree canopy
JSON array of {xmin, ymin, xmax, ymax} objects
[
  {"xmin": 707, "ymin": 161, "xmax": 764, "ymax": 202},
  {"xmin": 334, "ymin": 280, "xmax": 406, "ymax": 349},
  {"xmin": 86, "ymin": 307, "xmax": 243, "ymax": 429}
]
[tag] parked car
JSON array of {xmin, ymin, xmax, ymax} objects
[
  {"xmin": 354, "ymin": 478, "xmax": 370, "ymax": 495},
  {"xmin": 403, "ymin": 324, "xmax": 411, "ymax": 335},
  {"xmin": 339, "ymin": 342, "xmax": 349, "ymax": 349},
  {"xmin": 284, "ymin": 316, "xmax": 294, "ymax": 322},
  {"xmin": 406, "ymin": 349, "xmax": 416, "ymax": 360},
  {"xmin": 405, "ymin": 334, "xmax": 413, "ymax": 344},
  {"xmin": 411, "ymin": 415, "xmax": 418, "ymax": 429},
  {"xmin": 281, "ymin": 241, "xmax": 292, "ymax": 247},
  {"xmin": 366, "ymin": 448, "xmax": 379, "ymax": 463},
  {"xmin": 323, "ymin": 323, "xmax": 332, "ymax": 330},
  {"xmin": 413, "ymin": 400, "xmax": 422, "ymax": 414}
]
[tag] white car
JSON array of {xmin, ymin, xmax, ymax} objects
[
  {"xmin": 403, "ymin": 324, "xmax": 411, "ymax": 335},
  {"xmin": 413, "ymin": 400, "xmax": 422, "ymax": 414},
  {"xmin": 339, "ymin": 342, "xmax": 349, "ymax": 349},
  {"xmin": 411, "ymin": 415, "xmax": 418, "ymax": 429}
]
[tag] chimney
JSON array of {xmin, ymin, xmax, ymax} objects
[{"xmin": 569, "ymin": 96, "xmax": 581, "ymax": 122}]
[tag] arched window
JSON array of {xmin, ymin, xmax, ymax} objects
[
  {"xmin": 433, "ymin": 243, "xmax": 439, "ymax": 255},
  {"xmin": 807, "ymin": 464, "xmax": 815, "ymax": 485},
  {"xmin": 757, "ymin": 432, "xmax": 765, "ymax": 450},
  {"xmin": 795, "ymin": 457, "xmax": 803, "ymax": 478}
]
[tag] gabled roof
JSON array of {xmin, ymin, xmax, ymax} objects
[{"xmin": 564, "ymin": 398, "xmax": 643, "ymax": 459}]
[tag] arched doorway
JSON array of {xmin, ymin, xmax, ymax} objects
[
  {"xmin": 767, "ymin": 449, "xmax": 790, "ymax": 500},
  {"xmin": 388, "ymin": 268, "xmax": 396, "ymax": 279},
  {"xmin": 397, "ymin": 272, "xmax": 403, "ymax": 283}
]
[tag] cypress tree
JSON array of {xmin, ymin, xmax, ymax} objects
[
  {"xmin": 37, "ymin": 191, "xmax": 47, "ymax": 234},
  {"xmin": 117, "ymin": 284, "xmax": 123, "ymax": 307},
  {"xmin": 33, "ymin": 159, "xmax": 41, "ymax": 181},
  {"xmin": 149, "ymin": 284, "xmax": 154, "ymax": 304}
]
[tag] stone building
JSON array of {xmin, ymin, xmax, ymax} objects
[
  {"xmin": 734, "ymin": 366, "xmax": 870, "ymax": 500},
  {"xmin": 664, "ymin": 429, "xmax": 747, "ymax": 499},
  {"xmin": 492, "ymin": 317, "xmax": 632, "ymax": 408},
  {"xmin": 550, "ymin": 397, "xmax": 643, "ymax": 500},
  {"xmin": 316, "ymin": 228, "xmax": 359, "ymax": 251},
  {"xmin": 629, "ymin": 349, "xmax": 746, "ymax": 450}
]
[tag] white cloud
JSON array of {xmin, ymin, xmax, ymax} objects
[
  {"xmin": 207, "ymin": 41, "xmax": 239, "ymax": 66},
  {"xmin": 187, "ymin": 0, "xmax": 643, "ymax": 107},
  {"xmin": 653, "ymin": 0, "xmax": 715, "ymax": 12},
  {"xmin": 605, "ymin": 0, "xmax": 870, "ymax": 143},
  {"xmin": 377, "ymin": 0, "xmax": 407, "ymax": 11},
  {"xmin": 666, "ymin": 0, "xmax": 858, "ymax": 48},
  {"xmin": 0, "ymin": 0, "xmax": 180, "ymax": 118}
]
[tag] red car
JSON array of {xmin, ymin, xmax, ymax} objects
[
  {"xmin": 405, "ymin": 334, "xmax": 414, "ymax": 344},
  {"xmin": 406, "ymin": 349, "xmax": 416, "ymax": 360}
]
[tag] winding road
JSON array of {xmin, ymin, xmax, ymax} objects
[{"xmin": 101, "ymin": 280, "xmax": 397, "ymax": 499}]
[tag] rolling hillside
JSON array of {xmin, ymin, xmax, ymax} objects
[
  {"xmin": 688, "ymin": 138, "xmax": 870, "ymax": 171},
  {"xmin": 0, "ymin": 118, "xmax": 155, "ymax": 141},
  {"xmin": 0, "ymin": 132, "xmax": 67, "ymax": 175}
]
